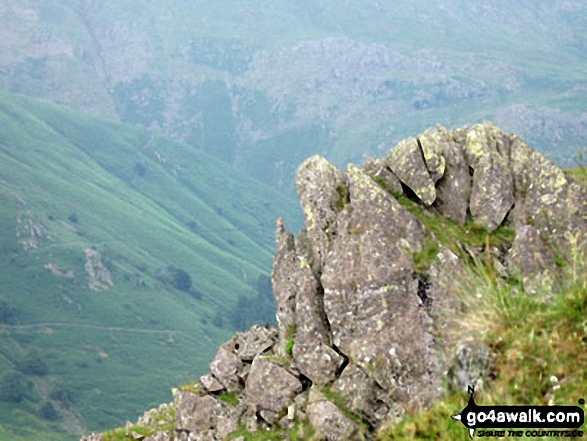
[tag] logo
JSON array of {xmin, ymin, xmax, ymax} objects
[{"xmin": 451, "ymin": 386, "xmax": 585, "ymax": 438}]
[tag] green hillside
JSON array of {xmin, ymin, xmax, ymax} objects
[
  {"xmin": 1, "ymin": 0, "xmax": 586, "ymax": 193},
  {"xmin": 0, "ymin": 91, "xmax": 300, "ymax": 440}
]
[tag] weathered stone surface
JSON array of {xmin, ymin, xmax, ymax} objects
[
  {"xmin": 80, "ymin": 121, "xmax": 587, "ymax": 441},
  {"xmin": 227, "ymin": 325, "xmax": 277, "ymax": 362},
  {"xmin": 418, "ymin": 126, "xmax": 447, "ymax": 183},
  {"xmin": 363, "ymin": 156, "xmax": 403, "ymax": 195},
  {"xmin": 507, "ymin": 225, "xmax": 556, "ymax": 295},
  {"xmin": 174, "ymin": 390, "xmax": 240, "ymax": 438},
  {"xmin": 293, "ymin": 341, "xmax": 345, "ymax": 386},
  {"xmin": 307, "ymin": 388, "xmax": 363, "ymax": 441},
  {"xmin": 331, "ymin": 364, "xmax": 397, "ymax": 426},
  {"xmin": 209, "ymin": 346, "xmax": 243, "ymax": 392},
  {"xmin": 200, "ymin": 374, "xmax": 225, "ymax": 393},
  {"xmin": 447, "ymin": 342, "xmax": 492, "ymax": 393},
  {"xmin": 387, "ymin": 136, "xmax": 436, "ymax": 205},
  {"xmin": 296, "ymin": 155, "xmax": 347, "ymax": 271},
  {"xmin": 464, "ymin": 123, "xmax": 515, "ymax": 231},
  {"xmin": 321, "ymin": 165, "xmax": 441, "ymax": 408},
  {"xmin": 244, "ymin": 357, "xmax": 303, "ymax": 423},
  {"xmin": 425, "ymin": 125, "xmax": 471, "ymax": 225},
  {"xmin": 510, "ymin": 136, "xmax": 587, "ymax": 248},
  {"xmin": 292, "ymin": 256, "xmax": 344, "ymax": 385},
  {"xmin": 271, "ymin": 227, "xmax": 298, "ymax": 354}
]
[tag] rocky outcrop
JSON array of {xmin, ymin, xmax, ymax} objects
[{"xmin": 81, "ymin": 121, "xmax": 586, "ymax": 441}]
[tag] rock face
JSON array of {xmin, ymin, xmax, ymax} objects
[{"xmin": 81, "ymin": 121, "xmax": 586, "ymax": 441}]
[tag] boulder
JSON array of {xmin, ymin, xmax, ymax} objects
[
  {"xmin": 363, "ymin": 156, "xmax": 403, "ymax": 195},
  {"xmin": 306, "ymin": 388, "xmax": 363, "ymax": 441},
  {"xmin": 387, "ymin": 136, "xmax": 436, "ymax": 205},
  {"xmin": 423, "ymin": 125, "xmax": 471, "ymax": 225},
  {"xmin": 296, "ymin": 155, "xmax": 348, "ymax": 271},
  {"xmin": 209, "ymin": 346, "xmax": 243, "ymax": 392},
  {"xmin": 174, "ymin": 390, "xmax": 241, "ymax": 438},
  {"xmin": 464, "ymin": 123, "xmax": 515, "ymax": 231},
  {"xmin": 244, "ymin": 357, "xmax": 303, "ymax": 424},
  {"xmin": 506, "ymin": 225, "xmax": 556, "ymax": 295}
]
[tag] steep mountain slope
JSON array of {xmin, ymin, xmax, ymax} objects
[
  {"xmin": 1, "ymin": 0, "xmax": 586, "ymax": 193},
  {"xmin": 82, "ymin": 122, "xmax": 586, "ymax": 441},
  {"xmin": 0, "ymin": 91, "xmax": 301, "ymax": 440}
]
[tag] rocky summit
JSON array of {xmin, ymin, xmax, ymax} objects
[{"xmin": 82, "ymin": 121, "xmax": 586, "ymax": 441}]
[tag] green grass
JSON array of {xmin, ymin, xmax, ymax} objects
[
  {"xmin": 567, "ymin": 167, "xmax": 587, "ymax": 186},
  {"xmin": 0, "ymin": 91, "xmax": 301, "ymax": 440},
  {"xmin": 379, "ymin": 238, "xmax": 587, "ymax": 440},
  {"xmin": 217, "ymin": 392, "xmax": 240, "ymax": 406},
  {"xmin": 228, "ymin": 421, "xmax": 315, "ymax": 441},
  {"xmin": 102, "ymin": 404, "xmax": 175, "ymax": 441},
  {"xmin": 380, "ymin": 186, "xmax": 516, "ymax": 263}
]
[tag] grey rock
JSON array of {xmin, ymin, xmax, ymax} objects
[
  {"xmin": 363, "ymin": 157, "xmax": 403, "ymax": 195},
  {"xmin": 464, "ymin": 123, "xmax": 515, "ymax": 231},
  {"xmin": 510, "ymin": 136, "xmax": 587, "ymax": 248},
  {"xmin": 417, "ymin": 126, "xmax": 447, "ymax": 183},
  {"xmin": 296, "ymin": 155, "xmax": 348, "ymax": 271},
  {"xmin": 306, "ymin": 388, "xmax": 363, "ymax": 441},
  {"xmin": 271, "ymin": 228, "xmax": 298, "ymax": 353},
  {"xmin": 507, "ymin": 225, "xmax": 556, "ymax": 295},
  {"xmin": 292, "ymin": 256, "xmax": 344, "ymax": 385},
  {"xmin": 210, "ymin": 346, "xmax": 243, "ymax": 392},
  {"xmin": 426, "ymin": 125, "xmax": 471, "ymax": 225},
  {"xmin": 227, "ymin": 325, "xmax": 278, "ymax": 363},
  {"xmin": 321, "ymin": 166, "xmax": 440, "ymax": 409},
  {"xmin": 387, "ymin": 136, "xmax": 436, "ymax": 205},
  {"xmin": 200, "ymin": 374, "xmax": 225, "ymax": 393},
  {"xmin": 331, "ymin": 364, "xmax": 397, "ymax": 426},
  {"xmin": 174, "ymin": 390, "xmax": 240, "ymax": 438},
  {"xmin": 245, "ymin": 357, "xmax": 303, "ymax": 424}
]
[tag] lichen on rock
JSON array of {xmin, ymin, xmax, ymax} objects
[{"xmin": 81, "ymin": 121, "xmax": 586, "ymax": 441}]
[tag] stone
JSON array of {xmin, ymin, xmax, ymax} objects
[
  {"xmin": 227, "ymin": 325, "xmax": 278, "ymax": 362},
  {"xmin": 425, "ymin": 125, "xmax": 471, "ymax": 225},
  {"xmin": 306, "ymin": 388, "xmax": 363, "ymax": 441},
  {"xmin": 173, "ymin": 390, "xmax": 240, "ymax": 438},
  {"xmin": 506, "ymin": 225, "xmax": 556, "ymax": 295},
  {"xmin": 200, "ymin": 374, "xmax": 225, "ymax": 393},
  {"xmin": 292, "ymin": 258, "xmax": 345, "ymax": 385},
  {"xmin": 296, "ymin": 155, "xmax": 348, "ymax": 271},
  {"xmin": 387, "ymin": 136, "xmax": 436, "ymax": 205},
  {"xmin": 363, "ymin": 156, "xmax": 403, "ymax": 195},
  {"xmin": 417, "ymin": 126, "xmax": 447, "ymax": 183},
  {"xmin": 271, "ymin": 227, "xmax": 299, "ymax": 353},
  {"xmin": 245, "ymin": 357, "xmax": 303, "ymax": 424},
  {"xmin": 331, "ymin": 364, "xmax": 394, "ymax": 426},
  {"xmin": 209, "ymin": 346, "xmax": 243, "ymax": 392},
  {"xmin": 464, "ymin": 123, "xmax": 515, "ymax": 231}
]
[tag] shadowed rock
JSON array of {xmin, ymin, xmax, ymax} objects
[
  {"xmin": 363, "ymin": 156, "xmax": 403, "ymax": 195},
  {"xmin": 307, "ymin": 388, "xmax": 363, "ymax": 440},
  {"xmin": 387, "ymin": 136, "xmax": 436, "ymax": 205},
  {"xmin": 245, "ymin": 357, "xmax": 303, "ymax": 424},
  {"xmin": 507, "ymin": 225, "xmax": 556, "ymax": 296},
  {"xmin": 464, "ymin": 123, "xmax": 515, "ymax": 231},
  {"xmin": 81, "ymin": 121, "xmax": 586, "ymax": 441},
  {"xmin": 296, "ymin": 155, "xmax": 348, "ymax": 272},
  {"xmin": 423, "ymin": 125, "xmax": 470, "ymax": 225}
]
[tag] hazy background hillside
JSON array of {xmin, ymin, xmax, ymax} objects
[
  {"xmin": 1, "ymin": 0, "xmax": 586, "ymax": 194},
  {"xmin": 1, "ymin": 1, "xmax": 586, "ymax": 439},
  {"xmin": 0, "ymin": 92, "xmax": 300, "ymax": 440}
]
